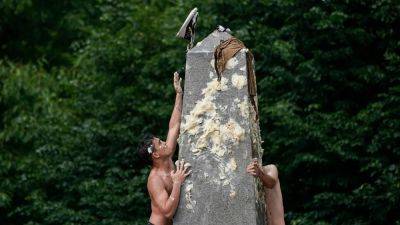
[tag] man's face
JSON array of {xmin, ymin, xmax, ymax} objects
[{"xmin": 152, "ymin": 137, "xmax": 168, "ymax": 157}]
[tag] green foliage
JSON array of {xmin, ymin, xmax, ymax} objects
[{"xmin": 0, "ymin": 0, "xmax": 399, "ymax": 224}]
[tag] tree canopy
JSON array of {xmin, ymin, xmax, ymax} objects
[{"xmin": 0, "ymin": 0, "xmax": 399, "ymax": 224}]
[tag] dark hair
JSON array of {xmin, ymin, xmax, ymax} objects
[{"xmin": 137, "ymin": 133, "xmax": 155, "ymax": 166}]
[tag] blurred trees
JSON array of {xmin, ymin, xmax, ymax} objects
[{"xmin": 0, "ymin": 0, "xmax": 399, "ymax": 224}]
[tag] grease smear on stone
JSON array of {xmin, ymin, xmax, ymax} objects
[
  {"xmin": 227, "ymin": 158, "xmax": 237, "ymax": 171},
  {"xmin": 231, "ymin": 73, "xmax": 247, "ymax": 89},
  {"xmin": 209, "ymin": 71, "xmax": 214, "ymax": 78},
  {"xmin": 238, "ymin": 97, "xmax": 250, "ymax": 118},
  {"xmin": 229, "ymin": 190, "xmax": 237, "ymax": 198},
  {"xmin": 185, "ymin": 182, "xmax": 196, "ymax": 210},
  {"xmin": 210, "ymin": 59, "xmax": 215, "ymax": 69},
  {"xmin": 225, "ymin": 57, "xmax": 239, "ymax": 70},
  {"xmin": 220, "ymin": 118, "xmax": 245, "ymax": 143},
  {"xmin": 180, "ymin": 70, "xmax": 248, "ymax": 207}
]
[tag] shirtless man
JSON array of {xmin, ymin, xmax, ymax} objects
[
  {"xmin": 247, "ymin": 160, "xmax": 286, "ymax": 225},
  {"xmin": 137, "ymin": 72, "xmax": 191, "ymax": 225}
]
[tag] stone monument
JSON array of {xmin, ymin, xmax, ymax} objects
[{"xmin": 174, "ymin": 29, "xmax": 266, "ymax": 225}]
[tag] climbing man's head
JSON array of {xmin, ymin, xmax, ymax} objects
[
  {"xmin": 137, "ymin": 133, "xmax": 155, "ymax": 165},
  {"xmin": 137, "ymin": 133, "xmax": 169, "ymax": 165}
]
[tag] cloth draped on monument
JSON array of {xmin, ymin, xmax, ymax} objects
[{"xmin": 214, "ymin": 37, "xmax": 259, "ymax": 119}]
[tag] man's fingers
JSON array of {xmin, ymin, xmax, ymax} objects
[
  {"xmin": 175, "ymin": 160, "xmax": 180, "ymax": 170},
  {"xmin": 184, "ymin": 170, "xmax": 192, "ymax": 177},
  {"xmin": 247, "ymin": 170, "xmax": 256, "ymax": 176},
  {"xmin": 176, "ymin": 160, "xmax": 182, "ymax": 172},
  {"xmin": 248, "ymin": 169, "xmax": 255, "ymax": 173},
  {"xmin": 175, "ymin": 159, "xmax": 185, "ymax": 172},
  {"xmin": 180, "ymin": 159, "xmax": 185, "ymax": 171},
  {"xmin": 182, "ymin": 165, "xmax": 190, "ymax": 174}
]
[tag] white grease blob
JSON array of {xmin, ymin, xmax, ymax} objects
[
  {"xmin": 185, "ymin": 183, "xmax": 193, "ymax": 192},
  {"xmin": 218, "ymin": 166, "xmax": 227, "ymax": 180},
  {"xmin": 227, "ymin": 158, "xmax": 237, "ymax": 171},
  {"xmin": 222, "ymin": 180, "xmax": 230, "ymax": 186},
  {"xmin": 229, "ymin": 190, "xmax": 237, "ymax": 198},
  {"xmin": 185, "ymin": 182, "xmax": 196, "ymax": 210},
  {"xmin": 231, "ymin": 73, "xmax": 247, "ymax": 90},
  {"xmin": 238, "ymin": 97, "xmax": 250, "ymax": 118},
  {"xmin": 210, "ymin": 59, "xmax": 215, "ymax": 69},
  {"xmin": 181, "ymin": 96, "xmax": 216, "ymax": 135},
  {"xmin": 209, "ymin": 71, "xmax": 214, "ymax": 78},
  {"xmin": 220, "ymin": 118, "xmax": 245, "ymax": 143},
  {"xmin": 225, "ymin": 57, "xmax": 239, "ymax": 70}
]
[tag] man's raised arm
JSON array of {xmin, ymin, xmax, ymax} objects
[{"xmin": 166, "ymin": 72, "xmax": 183, "ymax": 155}]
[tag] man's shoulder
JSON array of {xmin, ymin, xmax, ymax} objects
[
  {"xmin": 147, "ymin": 171, "xmax": 165, "ymax": 189},
  {"xmin": 263, "ymin": 164, "xmax": 277, "ymax": 171}
]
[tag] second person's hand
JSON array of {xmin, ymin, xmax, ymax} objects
[{"xmin": 246, "ymin": 160, "xmax": 263, "ymax": 177}]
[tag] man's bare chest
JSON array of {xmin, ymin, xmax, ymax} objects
[{"xmin": 161, "ymin": 175, "xmax": 173, "ymax": 194}]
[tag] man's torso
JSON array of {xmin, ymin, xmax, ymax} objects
[{"xmin": 148, "ymin": 160, "xmax": 174, "ymax": 225}]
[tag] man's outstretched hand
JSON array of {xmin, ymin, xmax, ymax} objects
[{"xmin": 173, "ymin": 72, "xmax": 183, "ymax": 94}]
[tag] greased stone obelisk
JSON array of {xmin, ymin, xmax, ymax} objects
[{"xmin": 174, "ymin": 29, "xmax": 266, "ymax": 225}]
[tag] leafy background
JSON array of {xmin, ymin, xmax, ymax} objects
[{"xmin": 0, "ymin": 0, "xmax": 399, "ymax": 224}]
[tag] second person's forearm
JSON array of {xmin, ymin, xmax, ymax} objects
[{"xmin": 259, "ymin": 171, "xmax": 276, "ymax": 188}]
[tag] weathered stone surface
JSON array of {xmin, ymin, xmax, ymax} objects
[{"xmin": 174, "ymin": 29, "xmax": 265, "ymax": 225}]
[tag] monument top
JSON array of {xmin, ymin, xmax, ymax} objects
[{"xmin": 189, "ymin": 29, "xmax": 232, "ymax": 53}]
